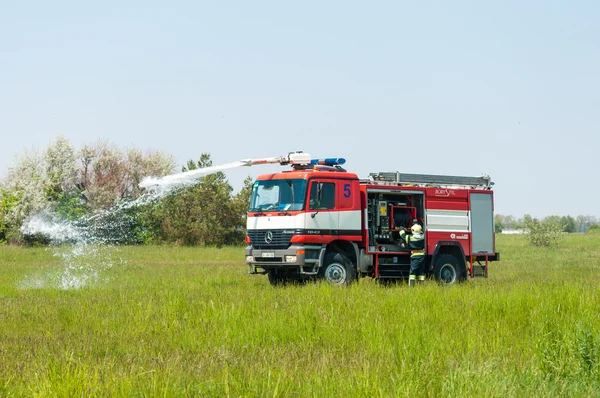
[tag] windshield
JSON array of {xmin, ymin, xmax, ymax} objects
[{"xmin": 249, "ymin": 179, "xmax": 308, "ymax": 212}]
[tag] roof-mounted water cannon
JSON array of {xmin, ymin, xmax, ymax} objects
[
  {"xmin": 240, "ymin": 151, "xmax": 312, "ymax": 167},
  {"xmin": 285, "ymin": 152, "xmax": 313, "ymax": 165},
  {"xmin": 240, "ymin": 152, "xmax": 346, "ymax": 171}
]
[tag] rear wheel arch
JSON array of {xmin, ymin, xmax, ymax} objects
[{"xmin": 431, "ymin": 242, "xmax": 468, "ymax": 284}]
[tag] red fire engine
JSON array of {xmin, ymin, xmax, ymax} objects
[{"xmin": 243, "ymin": 152, "xmax": 499, "ymax": 285}]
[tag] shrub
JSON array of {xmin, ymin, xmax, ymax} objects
[{"xmin": 526, "ymin": 219, "xmax": 564, "ymax": 247}]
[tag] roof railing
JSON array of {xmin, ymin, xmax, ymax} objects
[{"xmin": 368, "ymin": 172, "xmax": 494, "ymax": 189}]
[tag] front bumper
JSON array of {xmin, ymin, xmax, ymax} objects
[{"xmin": 245, "ymin": 244, "xmax": 323, "ymax": 275}]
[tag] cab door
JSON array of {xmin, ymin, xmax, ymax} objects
[{"xmin": 306, "ymin": 180, "xmax": 339, "ymax": 237}]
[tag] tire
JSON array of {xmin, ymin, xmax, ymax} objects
[
  {"xmin": 267, "ymin": 269, "xmax": 285, "ymax": 286},
  {"xmin": 320, "ymin": 252, "xmax": 356, "ymax": 286},
  {"xmin": 268, "ymin": 269, "xmax": 306, "ymax": 286},
  {"xmin": 433, "ymin": 254, "xmax": 466, "ymax": 286}
]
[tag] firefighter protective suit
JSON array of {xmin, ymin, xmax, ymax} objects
[{"xmin": 399, "ymin": 224, "xmax": 425, "ymax": 286}]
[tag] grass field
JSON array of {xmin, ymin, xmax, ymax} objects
[{"xmin": 1, "ymin": 234, "xmax": 599, "ymax": 397}]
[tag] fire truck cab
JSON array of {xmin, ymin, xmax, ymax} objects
[{"xmin": 244, "ymin": 153, "xmax": 499, "ymax": 286}]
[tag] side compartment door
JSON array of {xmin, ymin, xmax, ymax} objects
[{"xmin": 470, "ymin": 193, "xmax": 494, "ymax": 254}]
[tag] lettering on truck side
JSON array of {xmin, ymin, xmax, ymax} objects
[{"xmin": 434, "ymin": 189, "xmax": 456, "ymax": 197}]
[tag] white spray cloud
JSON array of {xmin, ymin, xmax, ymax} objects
[{"xmin": 21, "ymin": 210, "xmax": 86, "ymax": 243}]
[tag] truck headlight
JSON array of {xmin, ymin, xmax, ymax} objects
[
  {"xmin": 285, "ymin": 255, "xmax": 297, "ymax": 263},
  {"xmin": 246, "ymin": 256, "xmax": 254, "ymax": 263}
]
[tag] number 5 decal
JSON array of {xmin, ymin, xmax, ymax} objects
[{"xmin": 343, "ymin": 183, "xmax": 351, "ymax": 198}]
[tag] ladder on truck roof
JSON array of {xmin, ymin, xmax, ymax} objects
[{"xmin": 368, "ymin": 172, "xmax": 494, "ymax": 189}]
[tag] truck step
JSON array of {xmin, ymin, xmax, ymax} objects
[
  {"xmin": 377, "ymin": 269, "xmax": 410, "ymax": 278},
  {"xmin": 471, "ymin": 266, "xmax": 488, "ymax": 278},
  {"xmin": 469, "ymin": 259, "xmax": 489, "ymax": 278}
]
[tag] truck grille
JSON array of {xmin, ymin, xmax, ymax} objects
[{"xmin": 248, "ymin": 230, "xmax": 293, "ymax": 249}]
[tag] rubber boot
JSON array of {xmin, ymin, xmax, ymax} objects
[
  {"xmin": 418, "ymin": 275, "xmax": 425, "ymax": 285},
  {"xmin": 408, "ymin": 275, "xmax": 416, "ymax": 287}
]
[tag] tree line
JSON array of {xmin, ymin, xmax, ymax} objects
[
  {"xmin": 0, "ymin": 136, "xmax": 252, "ymax": 245},
  {"xmin": 495, "ymin": 214, "xmax": 599, "ymax": 234}
]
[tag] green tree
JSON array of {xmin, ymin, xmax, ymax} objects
[
  {"xmin": 229, "ymin": 176, "xmax": 254, "ymax": 242},
  {"xmin": 143, "ymin": 153, "xmax": 248, "ymax": 246},
  {"xmin": 494, "ymin": 214, "xmax": 504, "ymax": 233},
  {"xmin": 55, "ymin": 189, "xmax": 87, "ymax": 221},
  {"xmin": 0, "ymin": 188, "xmax": 19, "ymax": 243},
  {"xmin": 560, "ymin": 215, "xmax": 576, "ymax": 233}
]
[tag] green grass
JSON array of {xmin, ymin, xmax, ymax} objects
[{"xmin": 1, "ymin": 235, "xmax": 599, "ymax": 397}]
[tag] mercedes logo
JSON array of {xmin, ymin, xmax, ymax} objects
[{"xmin": 264, "ymin": 231, "xmax": 273, "ymax": 244}]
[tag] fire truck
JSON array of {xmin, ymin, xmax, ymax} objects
[{"xmin": 243, "ymin": 152, "xmax": 499, "ymax": 286}]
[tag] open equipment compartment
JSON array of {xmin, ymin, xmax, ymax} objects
[{"xmin": 366, "ymin": 189, "xmax": 425, "ymax": 253}]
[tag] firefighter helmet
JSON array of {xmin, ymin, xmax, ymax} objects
[{"xmin": 411, "ymin": 224, "xmax": 422, "ymax": 234}]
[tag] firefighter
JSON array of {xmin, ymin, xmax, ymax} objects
[{"xmin": 399, "ymin": 223, "xmax": 425, "ymax": 286}]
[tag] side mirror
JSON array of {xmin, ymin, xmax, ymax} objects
[{"xmin": 317, "ymin": 183, "xmax": 323, "ymax": 201}]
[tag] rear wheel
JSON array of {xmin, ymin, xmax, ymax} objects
[
  {"xmin": 321, "ymin": 252, "xmax": 356, "ymax": 285},
  {"xmin": 433, "ymin": 254, "xmax": 466, "ymax": 285}
]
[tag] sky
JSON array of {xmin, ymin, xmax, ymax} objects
[{"xmin": 1, "ymin": 0, "xmax": 599, "ymax": 218}]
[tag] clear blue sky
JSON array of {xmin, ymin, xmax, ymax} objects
[{"xmin": 1, "ymin": 1, "xmax": 598, "ymax": 218}]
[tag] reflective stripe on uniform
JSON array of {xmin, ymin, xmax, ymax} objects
[
  {"xmin": 400, "ymin": 230, "xmax": 410, "ymax": 245},
  {"xmin": 401, "ymin": 230, "xmax": 425, "ymax": 251},
  {"xmin": 408, "ymin": 235, "xmax": 424, "ymax": 250}
]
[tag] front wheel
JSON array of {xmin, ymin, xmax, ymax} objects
[
  {"xmin": 321, "ymin": 253, "xmax": 356, "ymax": 286},
  {"xmin": 267, "ymin": 269, "xmax": 285, "ymax": 286},
  {"xmin": 268, "ymin": 269, "xmax": 307, "ymax": 286},
  {"xmin": 433, "ymin": 254, "xmax": 466, "ymax": 285}
]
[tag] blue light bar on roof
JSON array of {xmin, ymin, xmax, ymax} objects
[{"xmin": 310, "ymin": 158, "xmax": 346, "ymax": 166}]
